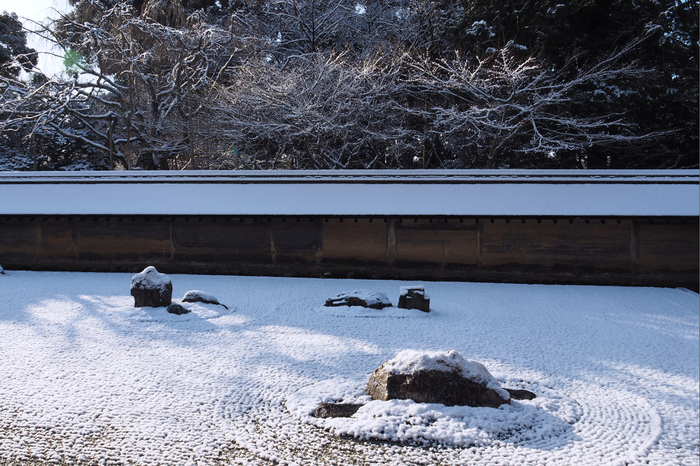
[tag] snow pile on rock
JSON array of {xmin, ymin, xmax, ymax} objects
[
  {"xmin": 384, "ymin": 349, "xmax": 506, "ymax": 393},
  {"xmin": 286, "ymin": 377, "xmax": 576, "ymax": 447},
  {"xmin": 366, "ymin": 349, "xmax": 510, "ymax": 407},
  {"xmin": 131, "ymin": 266, "xmax": 171, "ymax": 291},
  {"xmin": 182, "ymin": 290, "xmax": 227, "ymax": 308},
  {"xmin": 324, "ymin": 289, "xmax": 392, "ymax": 309}
]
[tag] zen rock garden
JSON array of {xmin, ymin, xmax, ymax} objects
[
  {"xmin": 128, "ymin": 271, "xmax": 534, "ymax": 424},
  {"xmin": 130, "ymin": 266, "xmax": 226, "ymax": 315},
  {"xmin": 314, "ymin": 349, "xmax": 535, "ymax": 419}
]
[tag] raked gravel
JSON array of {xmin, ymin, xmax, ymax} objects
[{"xmin": 0, "ymin": 271, "xmax": 697, "ymax": 465}]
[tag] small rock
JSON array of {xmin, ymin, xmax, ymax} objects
[
  {"xmin": 182, "ymin": 290, "xmax": 228, "ymax": 309},
  {"xmin": 325, "ymin": 290, "xmax": 392, "ymax": 309},
  {"xmin": 167, "ymin": 303, "xmax": 191, "ymax": 315},
  {"xmin": 366, "ymin": 349, "xmax": 510, "ymax": 408},
  {"xmin": 398, "ymin": 286, "xmax": 430, "ymax": 312},
  {"xmin": 0, "ymin": 264, "xmax": 4, "ymax": 274},
  {"xmin": 505, "ymin": 388, "xmax": 537, "ymax": 400},
  {"xmin": 130, "ymin": 266, "xmax": 172, "ymax": 308},
  {"xmin": 312, "ymin": 403, "xmax": 364, "ymax": 418}
]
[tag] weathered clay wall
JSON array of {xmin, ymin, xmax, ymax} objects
[{"xmin": 0, "ymin": 215, "xmax": 697, "ymax": 288}]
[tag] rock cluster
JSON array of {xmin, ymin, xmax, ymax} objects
[
  {"xmin": 311, "ymin": 350, "xmax": 535, "ymax": 420},
  {"xmin": 130, "ymin": 267, "xmax": 229, "ymax": 315},
  {"xmin": 366, "ymin": 349, "xmax": 511, "ymax": 408},
  {"xmin": 325, "ymin": 290, "xmax": 392, "ymax": 309},
  {"xmin": 324, "ymin": 286, "xmax": 431, "ymax": 312}
]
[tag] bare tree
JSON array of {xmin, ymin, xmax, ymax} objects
[
  {"xmin": 1, "ymin": 2, "xmax": 254, "ymax": 169},
  {"xmin": 404, "ymin": 40, "xmax": 665, "ymax": 168},
  {"xmin": 215, "ymin": 50, "xmax": 421, "ymax": 169},
  {"xmin": 2, "ymin": 0, "xmax": 692, "ymax": 171},
  {"xmin": 265, "ymin": 0, "xmax": 351, "ymax": 54}
]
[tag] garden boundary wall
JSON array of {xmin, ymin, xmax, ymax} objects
[{"xmin": 1, "ymin": 170, "xmax": 697, "ymax": 288}]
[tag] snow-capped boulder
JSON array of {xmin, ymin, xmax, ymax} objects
[
  {"xmin": 366, "ymin": 349, "xmax": 510, "ymax": 408},
  {"xmin": 182, "ymin": 290, "xmax": 227, "ymax": 309},
  {"xmin": 324, "ymin": 290, "xmax": 392, "ymax": 310},
  {"xmin": 167, "ymin": 303, "xmax": 191, "ymax": 315},
  {"xmin": 130, "ymin": 266, "xmax": 172, "ymax": 308},
  {"xmin": 398, "ymin": 286, "xmax": 430, "ymax": 312}
]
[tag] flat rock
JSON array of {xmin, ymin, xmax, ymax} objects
[
  {"xmin": 312, "ymin": 403, "xmax": 364, "ymax": 418},
  {"xmin": 167, "ymin": 303, "xmax": 191, "ymax": 315},
  {"xmin": 366, "ymin": 349, "xmax": 510, "ymax": 408},
  {"xmin": 325, "ymin": 290, "xmax": 392, "ymax": 310},
  {"xmin": 505, "ymin": 388, "xmax": 537, "ymax": 400},
  {"xmin": 131, "ymin": 266, "xmax": 172, "ymax": 308},
  {"xmin": 182, "ymin": 290, "xmax": 227, "ymax": 309},
  {"xmin": 398, "ymin": 286, "xmax": 430, "ymax": 312}
]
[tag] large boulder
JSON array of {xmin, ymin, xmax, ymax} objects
[
  {"xmin": 366, "ymin": 350, "xmax": 510, "ymax": 408},
  {"xmin": 325, "ymin": 290, "xmax": 392, "ymax": 310},
  {"xmin": 130, "ymin": 266, "xmax": 172, "ymax": 308},
  {"xmin": 398, "ymin": 286, "xmax": 430, "ymax": 312}
]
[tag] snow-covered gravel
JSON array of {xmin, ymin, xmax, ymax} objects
[{"xmin": 0, "ymin": 271, "xmax": 697, "ymax": 465}]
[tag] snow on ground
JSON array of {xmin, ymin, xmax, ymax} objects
[{"xmin": 0, "ymin": 271, "xmax": 698, "ymax": 465}]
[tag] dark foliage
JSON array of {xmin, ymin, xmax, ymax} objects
[
  {"xmin": 0, "ymin": 0, "xmax": 697, "ymax": 170},
  {"xmin": 0, "ymin": 12, "xmax": 38, "ymax": 78}
]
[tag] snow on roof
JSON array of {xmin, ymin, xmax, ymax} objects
[{"xmin": 0, "ymin": 169, "xmax": 697, "ymax": 217}]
